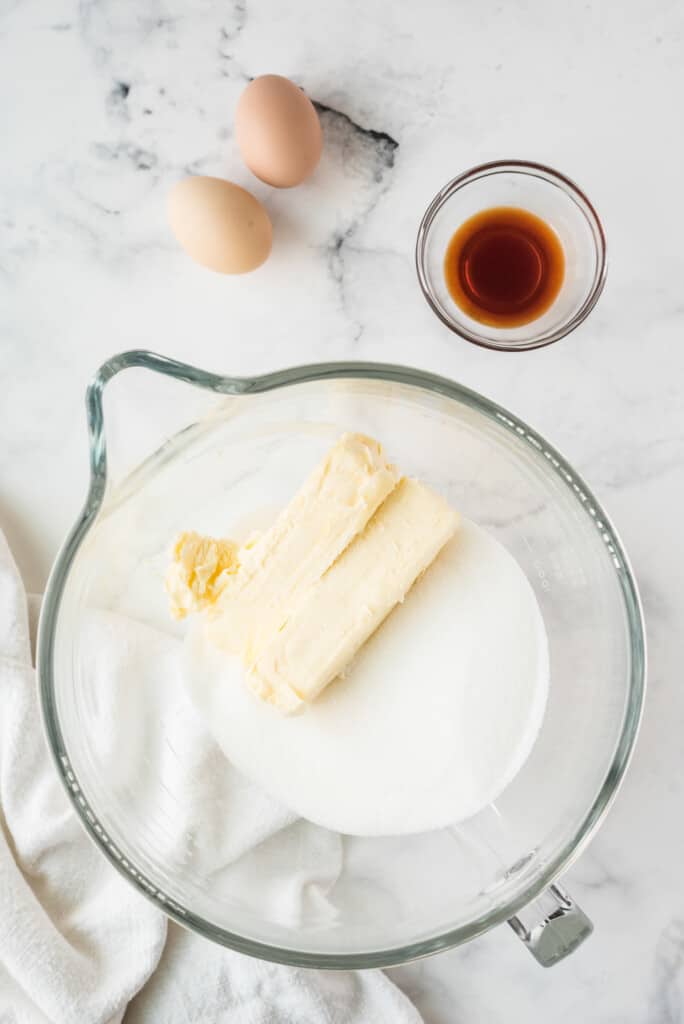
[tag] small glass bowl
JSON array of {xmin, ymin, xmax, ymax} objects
[{"xmin": 416, "ymin": 160, "xmax": 607, "ymax": 351}]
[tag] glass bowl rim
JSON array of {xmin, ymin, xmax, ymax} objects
[
  {"xmin": 415, "ymin": 159, "xmax": 609, "ymax": 352},
  {"xmin": 37, "ymin": 350, "xmax": 644, "ymax": 969}
]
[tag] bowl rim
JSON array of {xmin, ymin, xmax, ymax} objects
[
  {"xmin": 37, "ymin": 350, "xmax": 645, "ymax": 969},
  {"xmin": 415, "ymin": 159, "xmax": 609, "ymax": 352}
]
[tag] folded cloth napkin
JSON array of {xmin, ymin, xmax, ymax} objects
[{"xmin": 0, "ymin": 529, "xmax": 422, "ymax": 1024}]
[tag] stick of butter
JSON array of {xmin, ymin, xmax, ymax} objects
[
  {"xmin": 248, "ymin": 477, "xmax": 459, "ymax": 711},
  {"xmin": 206, "ymin": 432, "xmax": 399, "ymax": 663},
  {"xmin": 167, "ymin": 433, "xmax": 459, "ymax": 715}
]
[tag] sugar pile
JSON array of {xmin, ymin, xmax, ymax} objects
[{"xmin": 183, "ymin": 518, "xmax": 549, "ymax": 836}]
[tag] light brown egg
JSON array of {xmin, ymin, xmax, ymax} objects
[
  {"xmin": 168, "ymin": 176, "xmax": 272, "ymax": 274},
  {"xmin": 235, "ymin": 75, "xmax": 322, "ymax": 188}
]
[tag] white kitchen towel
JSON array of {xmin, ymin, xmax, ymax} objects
[
  {"xmin": 0, "ymin": 529, "xmax": 166, "ymax": 1024},
  {"xmin": 126, "ymin": 923, "xmax": 421, "ymax": 1024},
  {"xmin": 0, "ymin": 529, "xmax": 422, "ymax": 1024}
]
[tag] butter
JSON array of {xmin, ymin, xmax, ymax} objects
[
  {"xmin": 167, "ymin": 432, "xmax": 459, "ymax": 715},
  {"xmin": 165, "ymin": 531, "xmax": 239, "ymax": 619},
  {"xmin": 249, "ymin": 478, "xmax": 459, "ymax": 710},
  {"xmin": 206, "ymin": 432, "xmax": 399, "ymax": 663}
]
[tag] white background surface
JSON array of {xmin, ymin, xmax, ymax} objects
[{"xmin": 1, "ymin": 1, "xmax": 682, "ymax": 1019}]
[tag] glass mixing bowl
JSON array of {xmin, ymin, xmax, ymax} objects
[{"xmin": 38, "ymin": 352, "xmax": 645, "ymax": 969}]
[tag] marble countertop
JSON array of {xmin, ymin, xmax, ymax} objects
[{"xmin": 2, "ymin": 0, "xmax": 682, "ymax": 1019}]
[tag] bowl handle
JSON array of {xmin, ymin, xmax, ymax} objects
[{"xmin": 507, "ymin": 883, "xmax": 592, "ymax": 966}]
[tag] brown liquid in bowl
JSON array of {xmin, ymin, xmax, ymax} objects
[{"xmin": 444, "ymin": 207, "xmax": 565, "ymax": 328}]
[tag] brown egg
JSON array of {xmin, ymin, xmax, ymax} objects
[
  {"xmin": 168, "ymin": 176, "xmax": 272, "ymax": 274},
  {"xmin": 235, "ymin": 75, "xmax": 322, "ymax": 188}
]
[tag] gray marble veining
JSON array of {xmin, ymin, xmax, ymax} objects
[{"xmin": 2, "ymin": 0, "xmax": 683, "ymax": 1019}]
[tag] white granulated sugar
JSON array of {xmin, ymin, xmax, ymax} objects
[{"xmin": 183, "ymin": 518, "xmax": 549, "ymax": 836}]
